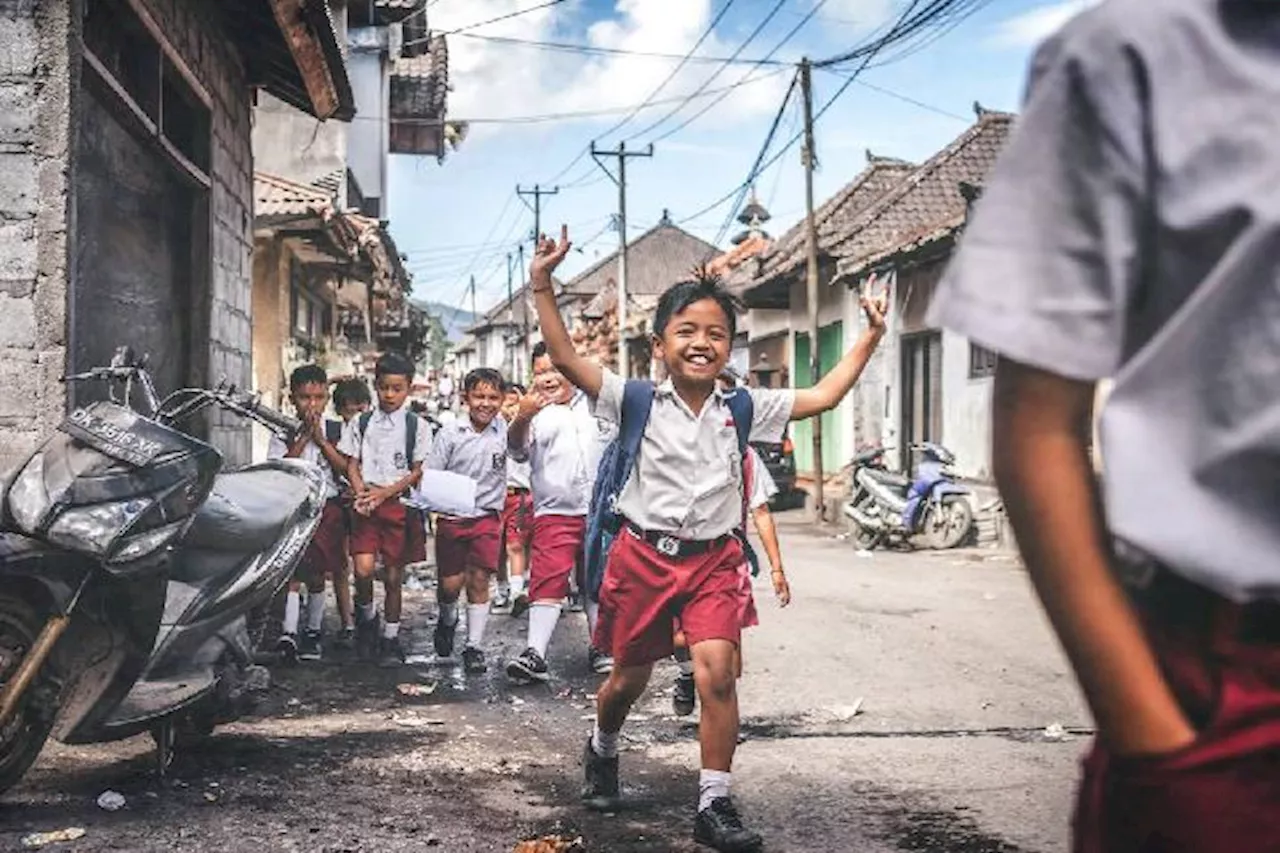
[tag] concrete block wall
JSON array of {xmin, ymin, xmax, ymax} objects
[{"xmin": 0, "ymin": 0, "xmax": 74, "ymax": 472}]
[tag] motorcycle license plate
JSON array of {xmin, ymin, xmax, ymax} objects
[{"xmin": 59, "ymin": 406, "xmax": 166, "ymax": 467}]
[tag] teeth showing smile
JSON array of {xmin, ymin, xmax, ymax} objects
[{"xmin": 688, "ymin": 355, "xmax": 711, "ymax": 365}]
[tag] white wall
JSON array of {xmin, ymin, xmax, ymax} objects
[{"xmin": 940, "ymin": 329, "xmax": 994, "ymax": 480}]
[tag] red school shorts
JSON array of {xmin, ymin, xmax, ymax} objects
[
  {"xmin": 528, "ymin": 514, "xmax": 586, "ymax": 602},
  {"xmin": 502, "ymin": 489, "xmax": 533, "ymax": 550},
  {"xmin": 296, "ymin": 498, "xmax": 348, "ymax": 585},
  {"xmin": 349, "ymin": 499, "xmax": 426, "ymax": 568},
  {"xmin": 594, "ymin": 527, "xmax": 744, "ymax": 668},
  {"xmin": 1073, "ymin": 573, "xmax": 1280, "ymax": 853},
  {"xmin": 435, "ymin": 513, "xmax": 502, "ymax": 576}
]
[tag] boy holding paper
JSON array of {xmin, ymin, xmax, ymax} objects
[{"xmin": 425, "ymin": 367, "xmax": 509, "ymax": 674}]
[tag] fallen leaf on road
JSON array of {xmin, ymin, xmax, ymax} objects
[
  {"xmin": 397, "ymin": 681, "xmax": 439, "ymax": 698},
  {"xmin": 513, "ymin": 835, "xmax": 584, "ymax": 852},
  {"xmin": 23, "ymin": 828, "xmax": 87, "ymax": 848}
]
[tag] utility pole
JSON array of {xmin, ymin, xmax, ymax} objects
[
  {"xmin": 800, "ymin": 58, "xmax": 825, "ymax": 524},
  {"xmin": 516, "ymin": 184, "xmax": 559, "ymax": 247},
  {"xmin": 517, "ymin": 243, "xmax": 529, "ymax": 382},
  {"xmin": 506, "ymin": 252, "xmax": 516, "ymax": 381},
  {"xmin": 591, "ymin": 140, "xmax": 653, "ymax": 378}
]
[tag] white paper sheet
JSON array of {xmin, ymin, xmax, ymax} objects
[{"xmin": 407, "ymin": 469, "xmax": 477, "ymax": 516}]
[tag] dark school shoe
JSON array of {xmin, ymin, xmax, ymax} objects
[
  {"xmin": 580, "ymin": 738, "xmax": 621, "ymax": 812},
  {"xmin": 673, "ymin": 673, "xmax": 697, "ymax": 717},
  {"xmin": 433, "ymin": 618, "xmax": 457, "ymax": 659},
  {"xmin": 276, "ymin": 633, "xmax": 299, "ymax": 666},
  {"xmin": 461, "ymin": 645, "xmax": 487, "ymax": 674},
  {"xmin": 298, "ymin": 629, "xmax": 323, "ymax": 662},
  {"xmin": 693, "ymin": 797, "xmax": 764, "ymax": 852},
  {"xmin": 506, "ymin": 648, "xmax": 550, "ymax": 684}
]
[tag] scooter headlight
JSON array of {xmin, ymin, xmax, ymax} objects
[
  {"xmin": 109, "ymin": 517, "xmax": 189, "ymax": 564},
  {"xmin": 45, "ymin": 498, "xmax": 149, "ymax": 555},
  {"xmin": 8, "ymin": 452, "xmax": 49, "ymax": 533}
]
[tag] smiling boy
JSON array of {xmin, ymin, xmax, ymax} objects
[{"xmin": 529, "ymin": 226, "xmax": 885, "ymax": 852}]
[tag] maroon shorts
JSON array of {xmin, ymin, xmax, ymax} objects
[
  {"xmin": 1073, "ymin": 576, "xmax": 1280, "ymax": 853},
  {"xmin": 349, "ymin": 500, "xmax": 426, "ymax": 568},
  {"xmin": 528, "ymin": 514, "xmax": 586, "ymax": 602},
  {"xmin": 436, "ymin": 513, "xmax": 502, "ymax": 576},
  {"xmin": 502, "ymin": 490, "xmax": 533, "ymax": 550},
  {"xmin": 594, "ymin": 528, "xmax": 744, "ymax": 668},
  {"xmin": 296, "ymin": 499, "xmax": 348, "ymax": 585},
  {"xmin": 736, "ymin": 562, "xmax": 759, "ymax": 629}
]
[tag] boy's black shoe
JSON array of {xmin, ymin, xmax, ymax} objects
[
  {"xmin": 588, "ymin": 647, "xmax": 615, "ymax": 675},
  {"xmin": 433, "ymin": 618, "xmax": 456, "ymax": 658},
  {"xmin": 355, "ymin": 611, "xmax": 380, "ymax": 661},
  {"xmin": 334, "ymin": 625, "xmax": 355, "ymax": 652},
  {"xmin": 299, "ymin": 629, "xmax": 323, "ymax": 662},
  {"xmin": 673, "ymin": 673, "xmax": 697, "ymax": 717},
  {"xmin": 506, "ymin": 648, "xmax": 549, "ymax": 684},
  {"xmin": 580, "ymin": 738, "xmax": 620, "ymax": 812},
  {"xmin": 377, "ymin": 636, "xmax": 406, "ymax": 669},
  {"xmin": 490, "ymin": 588, "xmax": 512, "ymax": 614},
  {"xmin": 276, "ymin": 633, "xmax": 298, "ymax": 665},
  {"xmin": 565, "ymin": 591, "xmax": 584, "ymax": 613},
  {"xmin": 693, "ymin": 797, "xmax": 764, "ymax": 852},
  {"xmin": 510, "ymin": 591, "xmax": 530, "ymax": 619},
  {"xmin": 461, "ymin": 646, "xmax": 487, "ymax": 674}
]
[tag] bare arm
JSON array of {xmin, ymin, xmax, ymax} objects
[
  {"xmin": 791, "ymin": 287, "xmax": 887, "ymax": 422},
  {"xmin": 751, "ymin": 505, "xmax": 791, "ymax": 606},
  {"xmin": 994, "ymin": 359, "xmax": 1193, "ymax": 756},
  {"xmin": 530, "ymin": 226, "xmax": 603, "ymax": 397},
  {"xmin": 506, "ymin": 391, "xmax": 547, "ymax": 455}
]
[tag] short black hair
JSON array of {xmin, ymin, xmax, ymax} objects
[
  {"xmin": 290, "ymin": 364, "xmax": 328, "ymax": 390},
  {"xmin": 531, "ymin": 341, "xmax": 549, "ymax": 364},
  {"xmin": 504, "ymin": 381, "xmax": 527, "ymax": 396},
  {"xmin": 652, "ymin": 278, "xmax": 740, "ymax": 340},
  {"xmin": 464, "ymin": 367, "xmax": 503, "ymax": 395},
  {"xmin": 375, "ymin": 351, "xmax": 415, "ymax": 382},
  {"xmin": 332, "ymin": 378, "xmax": 371, "ymax": 410}
]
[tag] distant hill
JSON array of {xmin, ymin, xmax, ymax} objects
[{"xmin": 411, "ymin": 300, "xmax": 479, "ymax": 342}]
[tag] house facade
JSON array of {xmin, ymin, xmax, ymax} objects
[{"xmin": 0, "ymin": 0, "xmax": 351, "ymax": 471}]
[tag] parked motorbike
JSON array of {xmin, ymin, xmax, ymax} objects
[
  {"xmin": 843, "ymin": 442, "xmax": 974, "ymax": 551},
  {"xmin": 0, "ymin": 347, "xmax": 325, "ymax": 795}
]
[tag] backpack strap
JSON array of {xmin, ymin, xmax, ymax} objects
[
  {"xmin": 405, "ymin": 411, "xmax": 418, "ymax": 463},
  {"xmin": 724, "ymin": 389, "xmax": 762, "ymax": 577},
  {"xmin": 324, "ymin": 419, "xmax": 343, "ymax": 445},
  {"xmin": 616, "ymin": 380, "xmax": 656, "ymax": 495}
]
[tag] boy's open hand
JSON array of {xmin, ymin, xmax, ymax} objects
[
  {"xmin": 772, "ymin": 570, "xmax": 792, "ymax": 607},
  {"xmin": 861, "ymin": 273, "xmax": 889, "ymax": 332},
  {"xmin": 531, "ymin": 225, "xmax": 572, "ymax": 288},
  {"xmin": 517, "ymin": 390, "xmax": 551, "ymax": 422}
]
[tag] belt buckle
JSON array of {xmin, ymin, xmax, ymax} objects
[{"xmin": 654, "ymin": 535, "xmax": 681, "ymax": 558}]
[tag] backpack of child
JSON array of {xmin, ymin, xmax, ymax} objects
[{"xmin": 583, "ymin": 381, "xmax": 760, "ymax": 602}]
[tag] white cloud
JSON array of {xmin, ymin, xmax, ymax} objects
[{"xmin": 989, "ymin": 0, "xmax": 1100, "ymax": 48}]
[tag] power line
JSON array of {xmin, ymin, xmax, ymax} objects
[
  {"xmin": 450, "ymin": 31, "xmax": 791, "ymax": 66},
  {"xmin": 403, "ymin": 0, "xmax": 567, "ymax": 50}
]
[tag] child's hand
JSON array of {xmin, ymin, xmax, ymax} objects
[
  {"xmin": 530, "ymin": 225, "xmax": 572, "ymax": 287},
  {"xmin": 517, "ymin": 390, "xmax": 550, "ymax": 422},
  {"xmin": 772, "ymin": 570, "xmax": 791, "ymax": 607},
  {"xmin": 860, "ymin": 273, "xmax": 889, "ymax": 333}
]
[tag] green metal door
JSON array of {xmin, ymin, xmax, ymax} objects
[{"xmin": 792, "ymin": 322, "xmax": 844, "ymax": 475}]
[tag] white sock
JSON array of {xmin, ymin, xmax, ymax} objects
[
  {"xmin": 359, "ymin": 601, "xmax": 376, "ymax": 621},
  {"xmin": 527, "ymin": 602, "xmax": 561, "ymax": 657},
  {"xmin": 510, "ymin": 575, "xmax": 527, "ymax": 596},
  {"xmin": 584, "ymin": 598, "xmax": 600, "ymax": 638},
  {"xmin": 282, "ymin": 591, "xmax": 300, "ymax": 635},
  {"xmin": 498, "ymin": 580, "xmax": 511, "ymax": 597},
  {"xmin": 698, "ymin": 769, "xmax": 732, "ymax": 812},
  {"xmin": 305, "ymin": 593, "xmax": 326, "ymax": 633},
  {"xmin": 439, "ymin": 601, "xmax": 459, "ymax": 626},
  {"xmin": 676, "ymin": 657, "xmax": 695, "ymax": 677},
  {"xmin": 466, "ymin": 603, "xmax": 489, "ymax": 649},
  {"xmin": 591, "ymin": 722, "xmax": 619, "ymax": 759},
  {"xmin": 382, "ymin": 621, "xmax": 400, "ymax": 639}
]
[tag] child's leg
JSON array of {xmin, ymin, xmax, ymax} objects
[
  {"xmin": 282, "ymin": 579, "xmax": 303, "ymax": 636},
  {"xmin": 382, "ymin": 563, "xmax": 403, "ymax": 628},
  {"xmin": 332, "ymin": 559, "xmax": 354, "ymax": 629},
  {"xmin": 595, "ymin": 663, "xmax": 654, "ymax": 745},
  {"xmin": 305, "ymin": 575, "xmax": 326, "ymax": 634},
  {"xmin": 690, "ymin": 639, "xmax": 741, "ymax": 803},
  {"xmin": 464, "ymin": 566, "xmax": 491, "ymax": 650},
  {"xmin": 352, "ymin": 553, "xmax": 377, "ymax": 621}
]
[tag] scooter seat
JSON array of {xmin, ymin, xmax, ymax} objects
[
  {"xmin": 863, "ymin": 468, "xmax": 910, "ymax": 489},
  {"xmin": 182, "ymin": 467, "xmax": 315, "ymax": 554}
]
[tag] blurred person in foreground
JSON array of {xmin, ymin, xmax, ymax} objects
[{"xmin": 930, "ymin": 3, "xmax": 1280, "ymax": 851}]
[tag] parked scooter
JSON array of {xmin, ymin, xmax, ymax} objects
[
  {"xmin": 843, "ymin": 442, "xmax": 974, "ymax": 551},
  {"xmin": 0, "ymin": 348, "xmax": 325, "ymax": 795}
]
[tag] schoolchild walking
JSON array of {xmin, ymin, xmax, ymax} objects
[
  {"xmin": 327, "ymin": 378, "xmax": 372, "ymax": 650},
  {"xmin": 494, "ymin": 381, "xmax": 533, "ymax": 617},
  {"xmin": 426, "ymin": 367, "xmax": 509, "ymax": 674},
  {"xmin": 529, "ymin": 226, "xmax": 885, "ymax": 851},
  {"xmin": 270, "ymin": 365, "xmax": 352, "ymax": 664},
  {"xmin": 338, "ymin": 353, "xmax": 431, "ymax": 667}
]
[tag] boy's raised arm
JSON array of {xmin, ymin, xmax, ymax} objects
[
  {"xmin": 530, "ymin": 226, "xmax": 603, "ymax": 398},
  {"xmin": 791, "ymin": 290, "xmax": 886, "ymax": 421}
]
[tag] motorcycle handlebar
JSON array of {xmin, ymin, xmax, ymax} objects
[{"xmin": 234, "ymin": 394, "xmax": 301, "ymax": 437}]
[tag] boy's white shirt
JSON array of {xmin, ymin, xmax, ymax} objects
[
  {"xmin": 424, "ymin": 416, "xmax": 509, "ymax": 516},
  {"xmin": 510, "ymin": 391, "xmax": 598, "ymax": 518},
  {"xmin": 337, "ymin": 403, "xmax": 431, "ymax": 489},
  {"xmin": 267, "ymin": 424, "xmax": 340, "ymax": 500}
]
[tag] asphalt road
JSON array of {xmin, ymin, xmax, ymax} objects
[{"xmin": 0, "ymin": 513, "xmax": 1089, "ymax": 852}]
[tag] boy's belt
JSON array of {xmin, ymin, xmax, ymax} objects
[
  {"xmin": 508, "ymin": 486, "xmax": 530, "ymax": 495},
  {"xmin": 624, "ymin": 523, "xmax": 731, "ymax": 560}
]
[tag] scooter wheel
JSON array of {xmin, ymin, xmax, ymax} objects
[{"xmin": 0, "ymin": 595, "xmax": 59, "ymax": 796}]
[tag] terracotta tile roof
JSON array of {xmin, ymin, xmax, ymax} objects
[
  {"xmin": 708, "ymin": 234, "xmax": 771, "ymax": 278},
  {"xmin": 254, "ymin": 171, "xmax": 334, "ymax": 219},
  {"xmin": 832, "ymin": 111, "xmax": 1015, "ymax": 279},
  {"xmin": 563, "ymin": 221, "xmax": 720, "ymax": 301},
  {"xmin": 311, "ymin": 169, "xmax": 344, "ymax": 198},
  {"xmin": 390, "ymin": 36, "xmax": 451, "ymax": 156}
]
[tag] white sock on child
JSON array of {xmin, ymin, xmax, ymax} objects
[
  {"xmin": 527, "ymin": 603, "xmax": 561, "ymax": 657},
  {"xmin": 305, "ymin": 593, "xmax": 325, "ymax": 633},
  {"xmin": 283, "ymin": 591, "xmax": 301, "ymax": 635},
  {"xmin": 359, "ymin": 601, "xmax": 376, "ymax": 622},
  {"xmin": 584, "ymin": 597, "xmax": 600, "ymax": 638},
  {"xmin": 382, "ymin": 621, "xmax": 399, "ymax": 639},
  {"xmin": 698, "ymin": 769, "xmax": 732, "ymax": 812},
  {"xmin": 591, "ymin": 722, "xmax": 619, "ymax": 759},
  {"xmin": 466, "ymin": 603, "xmax": 489, "ymax": 649},
  {"xmin": 497, "ymin": 579, "xmax": 510, "ymax": 597},
  {"xmin": 510, "ymin": 575, "xmax": 527, "ymax": 595},
  {"xmin": 439, "ymin": 601, "xmax": 459, "ymax": 626}
]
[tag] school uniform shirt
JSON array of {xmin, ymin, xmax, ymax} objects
[
  {"xmin": 510, "ymin": 393, "xmax": 599, "ymax": 518},
  {"xmin": 578, "ymin": 391, "xmax": 617, "ymax": 492},
  {"xmin": 508, "ymin": 456, "xmax": 532, "ymax": 491},
  {"xmin": 426, "ymin": 416, "xmax": 509, "ymax": 517},
  {"xmin": 267, "ymin": 425, "xmax": 341, "ymax": 501},
  {"xmin": 927, "ymin": 0, "xmax": 1280, "ymax": 602},
  {"xmin": 337, "ymin": 404, "xmax": 431, "ymax": 489},
  {"xmin": 593, "ymin": 370, "xmax": 793, "ymax": 540},
  {"xmin": 747, "ymin": 447, "xmax": 778, "ymax": 512}
]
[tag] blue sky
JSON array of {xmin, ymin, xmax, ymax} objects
[{"xmin": 387, "ymin": 0, "xmax": 1095, "ymax": 313}]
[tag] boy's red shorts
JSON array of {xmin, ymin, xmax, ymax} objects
[
  {"xmin": 436, "ymin": 513, "xmax": 501, "ymax": 575},
  {"xmin": 594, "ymin": 527, "xmax": 744, "ymax": 668},
  {"xmin": 1073, "ymin": 570, "xmax": 1280, "ymax": 853},
  {"xmin": 502, "ymin": 489, "xmax": 533, "ymax": 549},
  {"xmin": 296, "ymin": 498, "xmax": 348, "ymax": 584},
  {"xmin": 736, "ymin": 562, "xmax": 759, "ymax": 629},
  {"xmin": 349, "ymin": 499, "xmax": 426, "ymax": 568},
  {"xmin": 528, "ymin": 514, "xmax": 586, "ymax": 602}
]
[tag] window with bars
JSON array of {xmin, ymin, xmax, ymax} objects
[{"xmin": 969, "ymin": 342, "xmax": 998, "ymax": 379}]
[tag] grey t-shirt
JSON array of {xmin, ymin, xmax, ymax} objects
[{"xmin": 929, "ymin": 0, "xmax": 1280, "ymax": 602}]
